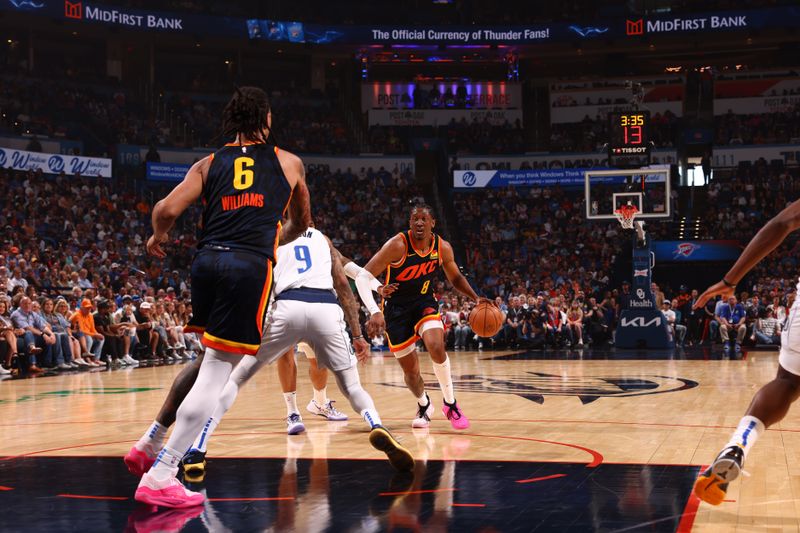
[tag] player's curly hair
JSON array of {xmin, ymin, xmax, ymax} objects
[
  {"xmin": 221, "ymin": 86, "xmax": 273, "ymax": 144},
  {"xmin": 409, "ymin": 201, "xmax": 435, "ymax": 217}
]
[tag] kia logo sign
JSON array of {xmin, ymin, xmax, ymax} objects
[
  {"xmin": 47, "ymin": 155, "xmax": 65, "ymax": 173},
  {"xmin": 620, "ymin": 316, "xmax": 661, "ymax": 327},
  {"xmin": 462, "ymin": 171, "xmax": 477, "ymax": 187},
  {"xmin": 626, "ymin": 19, "xmax": 644, "ymax": 35}
]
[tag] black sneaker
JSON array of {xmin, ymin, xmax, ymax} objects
[
  {"xmin": 693, "ymin": 445, "xmax": 744, "ymax": 505},
  {"xmin": 181, "ymin": 448, "xmax": 207, "ymax": 482}
]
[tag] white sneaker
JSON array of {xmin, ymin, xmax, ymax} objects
[
  {"xmin": 286, "ymin": 413, "xmax": 306, "ymax": 435},
  {"xmin": 307, "ymin": 399, "xmax": 349, "ymax": 421},
  {"xmin": 124, "ymin": 355, "xmax": 140, "ymax": 366},
  {"xmin": 73, "ymin": 357, "xmax": 88, "ymax": 366},
  {"xmin": 0, "ymin": 365, "xmax": 10, "ymax": 375},
  {"xmin": 411, "ymin": 395, "xmax": 434, "ymax": 428}
]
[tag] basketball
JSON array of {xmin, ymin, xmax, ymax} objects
[{"xmin": 469, "ymin": 302, "xmax": 504, "ymax": 338}]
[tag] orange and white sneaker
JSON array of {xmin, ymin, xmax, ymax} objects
[
  {"xmin": 135, "ymin": 472, "xmax": 205, "ymax": 508},
  {"xmin": 411, "ymin": 395, "xmax": 433, "ymax": 428},
  {"xmin": 442, "ymin": 400, "xmax": 470, "ymax": 430},
  {"xmin": 694, "ymin": 445, "xmax": 744, "ymax": 505},
  {"xmin": 124, "ymin": 446, "xmax": 156, "ymax": 478}
]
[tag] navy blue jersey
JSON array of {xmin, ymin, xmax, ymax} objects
[
  {"xmin": 198, "ymin": 143, "xmax": 292, "ymax": 262},
  {"xmin": 384, "ymin": 231, "xmax": 441, "ymax": 308}
]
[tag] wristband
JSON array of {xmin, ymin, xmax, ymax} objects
[
  {"xmin": 722, "ymin": 278, "xmax": 736, "ymax": 288},
  {"xmin": 353, "ymin": 335, "xmax": 364, "ymax": 341}
]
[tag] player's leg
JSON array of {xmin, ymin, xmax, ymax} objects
[
  {"xmin": 135, "ymin": 250, "xmax": 273, "ymax": 507},
  {"xmin": 420, "ymin": 320, "xmax": 469, "ymax": 430},
  {"xmin": 308, "ymin": 304, "xmax": 413, "ymax": 472},
  {"xmin": 276, "ymin": 348, "xmax": 305, "ymax": 435},
  {"xmin": 695, "ymin": 309, "xmax": 800, "ymax": 505},
  {"xmin": 125, "ymin": 355, "xmax": 203, "ymax": 476},
  {"xmin": 183, "ymin": 352, "xmax": 271, "ymax": 477},
  {"xmin": 386, "ymin": 310, "xmax": 433, "ymax": 428},
  {"xmin": 301, "ymin": 342, "xmax": 347, "ymax": 422},
  {"xmin": 136, "ymin": 347, "xmax": 240, "ymax": 507}
]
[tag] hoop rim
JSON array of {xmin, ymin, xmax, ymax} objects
[{"xmin": 613, "ymin": 205, "xmax": 639, "ymax": 229}]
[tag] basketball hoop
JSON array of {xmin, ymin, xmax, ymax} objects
[{"xmin": 614, "ymin": 204, "xmax": 639, "ymax": 230}]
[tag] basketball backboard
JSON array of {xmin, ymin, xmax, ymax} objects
[{"xmin": 584, "ymin": 168, "xmax": 671, "ymax": 221}]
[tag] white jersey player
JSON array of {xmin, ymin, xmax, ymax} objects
[{"xmin": 185, "ymin": 227, "xmax": 413, "ymax": 474}]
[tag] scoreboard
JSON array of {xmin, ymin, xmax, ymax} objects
[{"xmin": 608, "ymin": 111, "xmax": 651, "ymax": 167}]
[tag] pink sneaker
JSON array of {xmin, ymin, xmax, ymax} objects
[
  {"xmin": 124, "ymin": 446, "xmax": 156, "ymax": 478},
  {"xmin": 125, "ymin": 505, "xmax": 203, "ymax": 533},
  {"xmin": 442, "ymin": 401, "xmax": 470, "ymax": 430},
  {"xmin": 135, "ymin": 472, "xmax": 205, "ymax": 508}
]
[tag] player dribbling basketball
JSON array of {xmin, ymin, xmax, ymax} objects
[{"xmin": 356, "ymin": 203, "xmax": 493, "ymax": 429}]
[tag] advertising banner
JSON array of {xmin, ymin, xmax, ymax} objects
[
  {"xmin": 368, "ymin": 109, "xmax": 522, "ymax": 127},
  {"xmin": 0, "ymin": 146, "xmax": 112, "ymax": 177},
  {"xmin": 452, "ymin": 168, "xmax": 667, "ymax": 188},
  {"xmin": 4, "ymin": 3, "xmax": 800, "ymax": 43},
  {"xmin": 714, "ymin": 95, "xmax": 800, "ymax": 115},
  {"xmin": 146, "ymin": 162, "xmax": 191, "ymax": 181},
  {"xmin": 653, "ymin": 240, "xmax": 742, "ymax": 262}
]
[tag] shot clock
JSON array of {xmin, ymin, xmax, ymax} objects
[{"xmin": 608, "ymin": 111, "xmax": 651, "ymax": 167}]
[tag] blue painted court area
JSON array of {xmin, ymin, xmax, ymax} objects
[{"xmin": 0, "ymin": 457, "xmax": 699, "ymax": 532}]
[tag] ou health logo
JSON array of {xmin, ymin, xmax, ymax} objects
[
  {"xmin": 48, "ymin": 155, "xmax": 65, "ymax": 173},
  {"xmin": 461, "ymin": 171, "xmax": 477, "ymax": 187}
]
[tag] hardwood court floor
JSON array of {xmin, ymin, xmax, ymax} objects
[{"xmin": 0, "ymin": 347, "xmax": 797, "ymax": 532}]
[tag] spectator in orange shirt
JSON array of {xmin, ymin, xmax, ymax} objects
[{"xmin": 70, "ymin": 299, "xmax": 104, "ymax": 365}]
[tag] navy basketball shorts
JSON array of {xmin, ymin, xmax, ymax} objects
[
  {"xmin": 384, "ymin": 298, "xmax": 443, "ymax": 358},
  {"xmin": 185, "ymin": 248, "xmax": 273, "ymax": 355}
]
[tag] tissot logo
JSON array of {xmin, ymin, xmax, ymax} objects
[
  {"xmin": 64, "ymin": 0, "xmax": 81, "ymax": 18},
  {"xmin": 382, "ymin": 372, "xmax": 697, "ymax": 404},
  {"xmin": 626, "ymin": 19, "xmax": 644, "ymax": 35}
]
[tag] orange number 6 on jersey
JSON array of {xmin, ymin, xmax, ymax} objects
[{"xmin": 233, "ymin": 157, "xmax": 255, "ymax": 190}]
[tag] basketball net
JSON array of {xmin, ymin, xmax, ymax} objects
[{"xmin": 613, "ymin": 204, "xmax": 639, "ymax": 230}]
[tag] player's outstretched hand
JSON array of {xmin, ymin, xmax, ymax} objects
[
  {"xmin": 694, "ymin": 280, "xmax": 735, "ymax": 310},
  {"xmin": 146, "ymin": 234, "xmax": 168, "ymax": 258},
  {"xmin": 367, "ymin": 312, "xmax": 386, "ymax": 338},
  {"xmin": 377, "ymin": 283, "xmax": 399, "ymax": 298},
  {"xmin": 353, "ymin": 337, "xmax": 370, "ymax": 363}
]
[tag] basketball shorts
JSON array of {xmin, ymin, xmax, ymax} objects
[
  {"xmin": 384, "ymin": 298, "xmax": 443, "ymax": 358},
  {"xmin": 779, "ymin": 298, "xmax": 800, "ymax": 376},
  {"xmin": 185, "ymin": 248, "xmax": 274, "ymax": 356},
  {"xmin": 257, "ymin": 289, "xmax": 356, "ymax": 371}
]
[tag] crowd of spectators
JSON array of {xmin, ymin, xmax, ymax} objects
[
  {"xmin": 435, "ymin": 162, "xmax": 800, "ymax": 351},
  {"xmin": 715, "ymin": 106, "xmax": 800, "ymax": 145},
  {"xmin": 0, "ymin": 166, "xmax": 201, "ymax": 375}
]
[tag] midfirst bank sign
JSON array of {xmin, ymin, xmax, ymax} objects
[
  {"xmin": 65, "ymin": 2, "xmax": 183, "ymax": 30},
  {"xmin": 626, "ymin": 15, "xmax": 748, "ymax": 35}
]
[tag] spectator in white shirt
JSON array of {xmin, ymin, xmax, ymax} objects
[
  {"xmin": 663, "ymin": 300, "xmax": 687, "ymax": 347},
  {"xmin": 754, "ymin": 308, "xmax": 781, "ymax": 346}
]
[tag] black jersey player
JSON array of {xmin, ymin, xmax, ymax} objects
[
  {"xmin": 355, "ymin": 203, "xmax": 492, "ymax": 430},
  {"xmin": 133, "ymin": 86, "xmax": 311, "ymax": 508}
]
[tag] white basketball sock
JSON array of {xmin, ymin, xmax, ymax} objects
[
  {"xmin": 726, "ymin": 415, "xmax": 765, "ymax": 458},
  {"xmin": 284, "ymin": 391, "xmax": 299, "ymax": 416},
  {"xmin": 432, "ymin": 355, "xmax": 456, "ymax": 404},
  {"xmin": 136, "ymin": 421, "xmax": 167, "ymax": 457},
  {"xmin": 313, "ymin": 387, "xmax": 327, "ymax": 406},
  {"xmin": 361, "ymin": 408, "xmax": 382, "ymax": 429},
  {"xmin": 417, "ymin": 392, "xmax": 429, "ymax": 407},
  {"xmin": 192, "ymin": 416, "xmax": 219, "ymax": 453},
  {"xmin": 149, "ymin": 446, "xmax": 183, "ymax": 480}
]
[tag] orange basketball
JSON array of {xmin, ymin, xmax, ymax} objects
[{"xmin": 469, "ymin": 302, "xmax": 504, "ymax": 338}]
